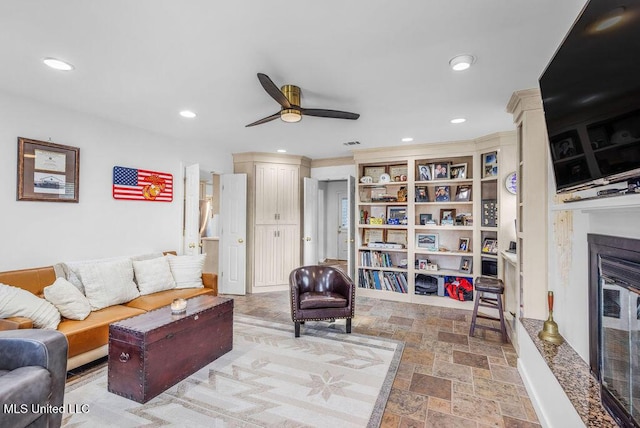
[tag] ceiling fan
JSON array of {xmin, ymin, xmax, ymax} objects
[{"xmin": 245, "ymin": 73, "xmax": 360, "ymax": 127}]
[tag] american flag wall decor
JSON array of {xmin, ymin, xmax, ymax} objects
[{"xmin": 112, "ymin": 166, "xmax": 173, "ymax": 202}]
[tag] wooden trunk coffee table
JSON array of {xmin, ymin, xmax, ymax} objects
[{"xmin": 107, "ymin": 295, "xmax": 233, "ymax": 403}]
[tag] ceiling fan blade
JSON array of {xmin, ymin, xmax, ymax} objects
[
  {"xmin": 257, "ymin": 73, "xmax": 291, "ymax": 109},
  {"xmin": 301, "ymin": 108, "xmax": 360, "ymax": 120},
  {"xmin": 245, "ymin": 112, "xmax": 280, "ymax": 127}
]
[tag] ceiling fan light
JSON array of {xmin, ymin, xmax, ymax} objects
[
  {"xmin": 281, "ymin": 109, "xmax": 302, "ymax": 123},
  {"xmin": 449, "ymin": 54, "xmax": 475, "ymax": 71}
]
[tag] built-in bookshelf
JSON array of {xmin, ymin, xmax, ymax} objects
[{"xmin": 353, "ymin": 134, "xmax": 516, "ymax": 308}]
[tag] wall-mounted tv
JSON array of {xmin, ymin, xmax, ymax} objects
[{"xmin": 539, "ymin": 0, "xmax": 640, "ymax": 193}]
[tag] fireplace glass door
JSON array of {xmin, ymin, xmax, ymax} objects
[{"xmin": 600, "ymin": 272, "xmax": 640, "ymax": 424}]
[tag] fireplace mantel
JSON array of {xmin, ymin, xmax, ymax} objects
[{"xmin": 551, "ymin": 193, "xmax": 640, "ymax": 213}]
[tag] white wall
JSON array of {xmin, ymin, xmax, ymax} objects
[
  {"xmin": 311, "ymin": 164, "xmax": 355, "ymax": 181},
  {"xmin": 0, "ymin": 92, "xmax": 232, "ymax": 271}
]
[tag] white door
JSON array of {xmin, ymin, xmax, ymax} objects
[
  {"xmin": 347, "ymin": 175, "xmax": 356, "ymax": 279},
  {"xmin": 219, "ymin": 173, "xmax": 247, "ymax": 295},
  {"xmin": 337, "ymin": 191, "xmax": 349, "ymax": 260},
  {"xmin": 184, "ymin": 164, "xmax": 200, "ymax": 255},
  {"xmin": 303, "ymin": 177, "xmax": 319, "ymax": 265}
]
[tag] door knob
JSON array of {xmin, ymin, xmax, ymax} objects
[
  {"xmin": 188, "ymin": 243, "xmax": 196, "ymax": 248},
  {"xmin": 237, "ymin": 238, "xmax": 244, "ymax": 243},
  {"xmin": 306, "ymin": 237, "xmax": 312, "ymax": 241}
]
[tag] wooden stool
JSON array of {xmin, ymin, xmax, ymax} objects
[{"xmin": 469, "ymin": 277, "xmax": 508, "ymax": 343}]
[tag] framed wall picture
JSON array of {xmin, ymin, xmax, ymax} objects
[
  {"xmin": 449, "ymin": 163, "xmax": 467, "ymax": 179},
  {"xmin": 363, "ymin": 166, "xmax": 386, "ymax": 183},
  {"xmin": 417, "ymin": 164, "xmax": 432, "ymax": 181},
  {"xmin": 434, "ymin": 186, "xmax": 450, "ymax": 202},
  {"xmin": 459, "ymin": 256, "xmax": 473, "ymax": 273},
  {"xmin": 458, "ymin": 237, "xmax": 470, "ymax": 252},
  {"xmin": 432, "ymin": 162, "xmax": 450, "ymax": 179},
  {"xmin": 415, "ymin": 186, "xmax": 429, "ymax": 202},
  {"xmin": 482, "ymin": 151, "xmax": 498, "ymax": 178},
  {"xmin": 17, "ymin": 137, "xmax": 80, "ymax": 202},
  {"xmin": 416, "ymin": 233, "xmax": 438, "ymax": 251},
  {"xmin": 455, "ymin": 185, "xmax": 471, "ymax": 201},
  {"xmin": 386, "ymin": 230, "xmax": 407, "ymax": 246}
]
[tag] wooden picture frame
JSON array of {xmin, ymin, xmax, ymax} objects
[
  {"xmin": 415, "ymin": 186, "xmax": 429, "ymax": 202},
  {"xmin": 364, "ymin": 229, "xmax": 384, "ymax": 245},
  {"xmin": 440, "ymin": 208, "xmax": 456, "ymax": 225},
  {"xmin": 458, "ymin": 237, "xmax": 470, "ymax": 252},
  {"xmin": 417, "ymin": 233, "xmax": 438, "ymax": 251},
  {"xmin": 459, "ymin": 256, "xmax": 473, "ymax": 273},
  {"xmin": 449, "ymin": 163, "xmax": 467, "ymax": 179},
  {"xmin": 388, "ymin": 164, "xmax": 408, "ymax": 182},
  {"xmin": 17, "ymin": 137, "xmax": 80, "ymax": 202},
  {"xmin": 363, "ymin": 166, "xmax": 387, "ymax": 183},
  {"xmin": 386, "ymin": 230, "xmax": 407, "ymax": 246}
]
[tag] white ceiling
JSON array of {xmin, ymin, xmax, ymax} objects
[{"xmin": 0, "ymin": 0, "xmax": 587, "ymax": 160}]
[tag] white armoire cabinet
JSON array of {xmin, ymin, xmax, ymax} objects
[{"xmin": 233, "ymin": 153, "xmax": 311, "ymax": 293}]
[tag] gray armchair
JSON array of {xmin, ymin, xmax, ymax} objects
[
  {"xmin": 0, "ymin": 329, "xmax": 68, "ymax": 428},
  {"xmin": 289, "ymin": 265, "xmax": 355, "ymax": 337}
]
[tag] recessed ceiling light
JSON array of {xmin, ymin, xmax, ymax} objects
[
  {"xmin": 449, "ymin": 54, "xmax": 475, "ymax": 71},
  {"xmin": 450, "ymin": 118, "xmax": 466, "ymax": 124},
  {"xmin": 402, "ymin": 137, "xmax": 414, "ymax": 142},
  {"xmin": 43, "ymin": 57, "xmax": 74, "ymax": 71},
  {"xmin": 179, "ymin": 110, "xmax": 197, "ymax": 118},
  {"xmin": 277, "ymin": 149, "xmax": 287, "ymax": 153}
]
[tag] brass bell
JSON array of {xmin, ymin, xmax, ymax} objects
[{"xmin": 538, "ymin": 291, "xmax": 564, "ymax": 345}]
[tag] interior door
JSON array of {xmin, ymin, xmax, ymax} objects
[
  {"xmin": 337, "ymin": 190, "xmax": 349, "ymax": 260},
  {"xmin": 303, "ymin": 177, "xmax": 319, "ymax": 265},
  {"xmin": 219, "ymin": 173, "xmax": 247, "ymax": 295},
  {"xmin": 347, "ymin": 175, "xmax": 356, "ymax": 279},
  {"xmin": 184, "ymin": 164, "xmax": 200, "ymax": 255}
]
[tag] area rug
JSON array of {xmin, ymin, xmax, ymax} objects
[{"xmin": 62, "ymin": 315, "xmax": 403, "ymax": 427}]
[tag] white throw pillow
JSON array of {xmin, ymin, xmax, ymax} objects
[
  {"xmin": 43, "ymin": 277, "xmax": 91, "ymax": 320},
  {"xmin": 57, "ymin": 252, "xmax": 164, "ymax": 294},
  {"xmin": 78, "ymin": 259, "xmax": 140, "ymax": 310},
  {"xmin": 133, "ymin": 256, "xmax": 176, "ymax": 295},
  {"xmin": 0, "ymin": 283, "xmax": 61, "ymax": 329},
  {"xmin": 167, "ymin": 254, "xmax": 206, "ymax": 289}
]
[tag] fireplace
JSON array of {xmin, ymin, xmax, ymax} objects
[{"xmin": 589, "ymin": 234, "xmax": 640, "ymax": 427}]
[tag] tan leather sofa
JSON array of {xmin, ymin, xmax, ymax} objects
[{"xmin": 0, "ymin": 264, "xmax": 217, "ymax": 370}]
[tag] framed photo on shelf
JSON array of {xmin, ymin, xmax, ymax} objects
[
  {"xmin": 550, "ymin": 132, "xmax": 581, "ymax": 161},
  {"xmin": 458, "ymin": 237, "xmax": 470, "ymax": 252},
  {"xmin": 449, "ymin": 163, "xmax": 467, "ymax": 179},
  {"xmin": 363, "ymin": 166, "xmax": 387, "ymax": 183},
  {"xmin": 482, "ymin": 151, "xmax": 498, "ymax": 178},
  {"xmin": 388, "ymin": 164, "xmax": 408, "ymax": 182},
  {"xmin": 415, "ymin": 186, "xmax": 429, "ymax": 202},
  {"xmin": 419, "ymin": 213, "xmax": 432, "ymax": 225},
  {"xmin": 416, "ymin": 233, "xmax": 438, "ymax": 251},
  {"xmin": 386, "ymin": 230, "xmax": 407, "ymax": 246},
  {"xmin": 17, "ymin": 137, "xmax": 80, "ymax": 203},
  {"xmin": 417, "ymin": 164, "xmax": 432, "ymax": 181},
  {"xmin": 440, "ymin": 208, "xmax": 456, "ymax": 225},
  {"xmin": 387, "ymin": 206, "xmax": 407, "ymax": 224},
  {"xmin": 433, "ymin": 163, "xmax": 450, "ymax": 179},
  {"xmin": 459, "ymin": 256, "xmax": 473, "ymax": 273},
  {"xmin": 418, "ymin": 259, "xmax": 428, "ymax": 270},
  {"xmin": 481, "ymin": 238, "xmax": 498, "ymax": 254},
  {"xmin": 455, "ymin": 185, "xmax": 471, "ymax": 201},
  {"xmin": 434, "ymin": 186, "xmax": 450, "ymax": 202},
  {"xmin": 363, "ymin": 229, "xmax": 384, "ymax": 245}
]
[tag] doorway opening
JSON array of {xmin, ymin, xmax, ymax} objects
[{"xmin": 317, "ymin": 180, "xmax": 348, "ymax": 271}]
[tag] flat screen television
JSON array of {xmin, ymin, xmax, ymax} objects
[{"xmin": 539, "ymin": 0, "xmax": 640, "ymax": 193}]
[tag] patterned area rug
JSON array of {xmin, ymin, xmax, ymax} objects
[{"xmin": 62, "ymin": 315, "xmax": 403, "ymax": 427}]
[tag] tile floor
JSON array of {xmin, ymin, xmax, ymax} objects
[{"xmin": 227, "ymin": 291, "xmax": 541, "ymax": 428}]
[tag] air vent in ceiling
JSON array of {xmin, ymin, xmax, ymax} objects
[{"xmin": 343, "ymin": 141, "xmax": 361, "ymax": 146}]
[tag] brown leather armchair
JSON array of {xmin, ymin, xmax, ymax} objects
[{"xmin": 289, "ymin": 265, "xmax": 355, "ymax": 337}]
